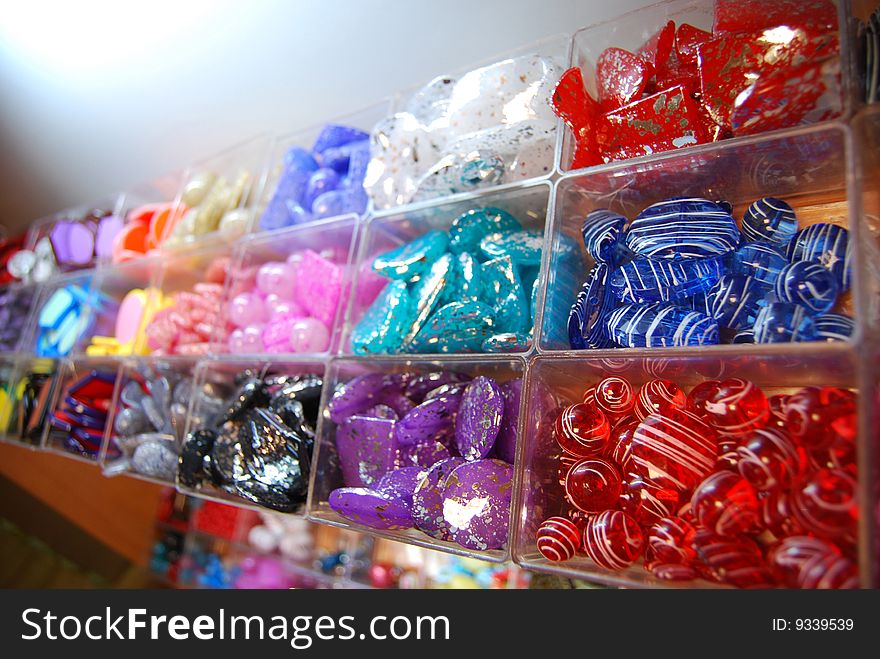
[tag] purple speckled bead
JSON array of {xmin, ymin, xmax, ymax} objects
[
  {"xmin": 454, "ymin": 376, "xmax": 504, "ymax": 460},
  {"xmin": 443, "ymin": 459, "xmax": 513, "ymax": 551},
  {"xmin": 329, "ymin": 373, "xmax": 414, "ymax": 423},
  {"xmin": 412, "ymin": 457, "xmax": 467, "ymax": 540},
  {"xmin": 328, "ymin": 488, "xmax": 414, "ymax": 529},
  {"xmin": 424, "ymin": 382, "xmax": 469, "ymax": 401},
  {"xmin": 396, "ymin": 440, "xmax": 453, "ymax": 469},
  {"xmin": 375, "ymin": 466, "xmax": 425, "ymax": 512},
  {"xmin": 335, "ymin": 411, "xmax": 397, "ymax": 487},
  {"xmin": 404, "ymin": 371, "xmax": 471, "ymax": 402},
  {"xmin": 494, "ymin": 379, "xmax": 522, "ymax": 463},
  {"xmin": 393, "ymin": 390, "xmax": 463, "ymax": 447}
]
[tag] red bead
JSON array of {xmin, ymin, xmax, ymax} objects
[
  {"xmin": 768, "ymin": 536, "xmax": 859, "ymax": 589},
  {"xmin": 646, "ymin": 516, "xmax": 696, "ymax": 567},
  {"xmin": 596, "ymin": 47, "xmax": 651, "ymax": 111},
  {"xmin": 582, "ymin": 386, "xmax": 597, "ymax": 405},
  {"xmin": 635, "ymin": 379, "xmax": 687, "ymax": 420},
  {"xmin": 637, "ymin": 20, "xmax": 675, "ymax": 75},
  {"xmin": 737, "ymin": 427, "xmax": 807, "ymax": 492},
  {"xmin": 631, "ymin": 408, "xmax": 718, "ymax": 492},
  {"xmin": 583, "ymin": 510, "xmax": 644, "ymax": 570},
  {"xmin": 619, "ymin": 473, "xmax": 679, "ymax": 527},
  {"xmin": 694, "ymin": 378, "xmax": 769, "ymax": 437},
  {"xmin": 550, "ymin": 66, "xmax": 603, "ymax": 169},
  {"xmin": 792, "ymin": 468, "xmax": 858, "ymax": 540},
  {"xmin": 715, "ymin": 435, "xmax": 741, "ymax": 471},
  {"xmin": 566, "ymin": 509, "xmax": 593, "ymax": 530},
  {"xmin": 691, "ymin": 471, "xmax": 762, "ymax": 537},
  {"xmin": 687, "ymin": 379, "xmax": 721, "ymax": 416},
  {"xmin": 554, "ymin": 403, "xmax": 610, "ymax": 457},
  {"xmin": 785, "ymin": 386, "xmax": 856, "ymax": 450},
  {"xmin": 674, "ymin": 23, "xmax": 712, "ymax": 70},
  {"xmin": 604, "ymin": 415, "xmax": 639, "ymax": 470},
  {"xmin": 767, "ymin": 393, "xmax": 789, "ymax": 431},
  {"xmin": 691, "ymin": 529, "xmax": 776, "ymax": 588},
  {"xmin": 809, "ymin": 436, "xmax": 856, "ymax": 476},
  {"xmin": 648, "ymin": 563, "xmax": 699, "ymax": 582},
  {"xmin": 557, "ymin": 453, "xmax": 577, "ymax": 486},
  {"xmin": 536, "ymin": 516, "xmax": 582, "ymax": 562},
  {"xmin": 566, "ymin": 458, "xmax": 622, "ymax": 513},
  {"xmin": 712, "ymin": 0, "xmax": 838, "ymax": 34},
  {"xmin": 759, "ymin": 489, "xmax": 804, "ymax": 538},
  {"xmin": 593, "ymin": 376, "xmax": 636, "ymax": 421}
]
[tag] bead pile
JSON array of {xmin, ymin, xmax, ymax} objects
[
  {"xmin": 536, "ymin": 375, "xmax": 859, "ymax": 589},
  {"xmin": 327, "ymin": 371, "xmax": 520, "ymax": 552},
  {"xmin": 568, "ymin": 197, "xmax": 853, "ymax": 349}
]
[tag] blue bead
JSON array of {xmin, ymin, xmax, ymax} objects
[
  {"xmin": 448, "ymin": 207, "xmax": 520, "ymax": 254},
  {"xmin": 311, "ymin": 124, "xmax": 369, "ymax": 153},
  {"xmin": 625, "ymin": 197, "xmax": 740, "ymax": 260},
  {"xmin": 774, "ymin": 260, "xmax": 839, "ymax": 314},
  {"xmin": 440, "ymin": 252, "xmax": 482, "ymax": 305},
  {"xmin": 787, "ymin": 223, "xmax": 850, "ymax": 290},
  {"xmin": 605, "ymin": 302, "xmax": 719, "ymax": 348},
  {"xmin": 581, "ymin": 209, "xmax": 626, "ymax": 264},
  {"xmin": 372, "ymin": 231, "xmax": 449, "ymax": 280},
  {"xmin": 481, "ymin": 332, "xmax": 531, "ymax": 353},
  {"xmin": 609, "ymin": 256, "xmax": 724, "ymax": 304},
  {"xmin": 813, "ymin": 313, "xmax": 855, "ymax": 341},
  {"xmin": 401, "ymin": 253, "xmax": 454, "ymax": 347},
  {"xmin": 350, "ymin": 281, "xmax": 410, "ymax": 355},
  {"xmin": 725, "ymin": 241, "xmax": 788, "ymax": 289},
  {"xmin": 707, "ymin": 275, "xmax": 768, "ymax": 329},
  {"xmin": 568, "ymin": 263, "xmax": 614, "ymax": 349},
  {"xmin": 742, "ymin": 197, "xmax": 798, "ymax": 248},
  {"xmin": 479, "ymin": 229, "xmax": 544, "ymax": 266},
  {"xmin": 752, "ymin": 302, "xmax": 817, "ymax": 343},
  {"xmin": 481, "ymin": 255, "xmax": 529, "ymax": 334},
  {"xmin": 409, "ymin": 301, "xmax": 495, "ymax": 353},
  {"xmin": 732, "ymin": 329, "xmax": 755, "ymax": 343}
]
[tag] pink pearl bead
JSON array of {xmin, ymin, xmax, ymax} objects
[
  {"xmin": 229, "ymin": 326, "xmax": 265, "ymax": 353},
  {"xmin": 256, "ymin": 261, "xmax": 295, "ymax": 298},
  {"xmin": 228, "ymin": 292, "xmax": 267, "ymax": 328},
  {"xmin": 266, "ymin": 294, "xmax": 305, "ymax": 319},
  {"xmin": 286, "ymin": 251, "xmax": 304, "ymax": 267},
  {"xmin": 288, "ymin": 317, "xmax": 330, "ymax": 352}
]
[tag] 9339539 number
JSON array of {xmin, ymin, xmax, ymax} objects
[{"xmin": 795, "ymin": 619, "xmax": 853, "ymax": 631}]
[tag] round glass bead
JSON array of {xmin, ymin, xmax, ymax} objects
[
  {"xmin": 583, "ymin": 510, "xmax": 644, "ymax": 570},
  {"xmin": 554, "ymin": 403, "xmax": 610, "ymax": 457},
  {"xmin": 566, "ymin": 458, "xmax": 623, "ymax": 513},
  {"xmin": 741, "ymin": 197, "xmax": 798, "ymax": 248},
  {"xmin": 753, "ymin": 302, "xmax": 817, "ymax": 343},
  {"xmin": 774, "ymin": 260, "xmax": 839, "ymax": 314}
]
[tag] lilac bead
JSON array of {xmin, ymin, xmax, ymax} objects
[
  {"xmin": 443, "ymin": 459, "xmax": 513, "ymax": 550},
  {"xmin": 256, "ymin": 261, "xmax": 295, "ymax": 299},
  {"xmin": 328, "ymin": 488, "xmax": 413, "ymax": 530},
  {"xmin": 303, "ymin": 168, "xmax": 340, "ymax": 210},
  {"xmin": 375, "ymin": 466, "xmax": 424, "ymax": 512},
  {"xmin": 454, "ymin": 376, "xmax": 504, "ymax": 460},
  {"xmin": 495, "ymin": 379, "xmax": 522, "ymax": 463},
  {"xmin": 288, "ymin": 318, "xmax": 330, "ymax": 352},
  {"xmin": 228, "ymin": 292, "xmax": 268, "ymax": 328},
  {"xmin": 412, "ymin": 458, "xmax": 467, "ymax": 540}
]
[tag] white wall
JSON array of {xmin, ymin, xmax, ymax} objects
[{"xmin": 0, "ymin": 0, "xmax": 651, "ymax": 235}]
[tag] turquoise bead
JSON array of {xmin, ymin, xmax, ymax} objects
[
  {"xmin": 409, "ymin": 301, "xmax": 495, "ymax": 353},
  {"xmin": 479, "ymin": 229, "xmax": 543, "ymax": 266},
  {"xmin": 448, "ymin": 207, "xmax": 520, "ymax": 254},
  {"xmin": 481, "ymin": 332, "xmax": 531, "ymax": 353},
  {"xmin": 400, "ymin": 252, "xmax": 454, "ymax": 348},
  {"xmin": 350, "ymin": 280, "xmax": 411, "ymax": 355},
  {"xmin": 372, "ymin": 231, "xmax": 448, "ymax": 280},
  {"xmin": 440, "ymin": 252, "xmax": 482, "ymax": 305},
  {"xmin": 481, "ymin": 255, "xmax": 529, "ymax": 335}
]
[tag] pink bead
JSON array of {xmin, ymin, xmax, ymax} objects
[
  {"xmin": 583, "ymin": 510, "xmax": 643, "ymax": 570},
  {"xmin": 634, "ymin": 379, "xmax": 687, "ymax": 420},
  {"xmin": 619, "ymin": 472, "xmax": 680, "ymax": 527},
  {"xmin": 631, "ymin": 408, "xmax": 718, "ymax": 492},
  {"xmin": 286, "ymin": 251, "xmax": 304, "ymax": 267},
  {"xmin": 292, "ymin": 249, "xmax": 343, "ymax": 327},
  {"xmin": 791, "ymin": 468, "xmax": 858, "ymax": 540},
  {"xmin": 768, "ymin": 536, "xmax": 859, "ymax": 589},
  {"xmin": 691, "ymin": 471, "xmax": 762, "ymax": 536},
  {"xmin": 261, "ymin": 316, "xmax": 297, "ymax": 350},
  {"xmin": 594, "ymin": 376, "xmax": 636, "ymax": 421},
  {"xmin": 228, "ymin": 326, "xmax": 264, "ymax": 353},
  {"xmin": 565, "ymin": 458, "xmax": 622, "ymax": 513},
  {"xmin": 205, "ymin": 256, "xmax": 230, "ymax": 283},
  {"xmin": 228, "ymin": 292, "xmax": 268, "ymax": 328},
  {"xmin": 736, "ymin": 427, "xmax": 807, "ymax": 492},
  {"xmin": 265, "ymin": 293, "xmax": 305, "ymax": 318},
  {"xmin": 256, "ymin": 261, "xmax": 295, "ymax": 299},
  {"xmin": 536, "ymin": 516, "xmax": 582, "ymax": 562},
  {"xmin": 288, "ymin": 317, "xmax": 330, "ymax": 352}
]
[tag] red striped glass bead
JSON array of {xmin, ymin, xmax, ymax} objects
[
  {"xmin": 583, "ymin": 510, "xmax": 644, "ymax": 570},
  {"xmin": 554, "ymin": 403, "xmax": 610, "ymax": 457},
  {"xmin": 566, "ymin": 458, "xmax": 622, "ymax": 513},
  {"xmin": 691, "ymin": 471, "xmax": 762, "ymax": 536},
  {"xmin": 791, "ymin": 468, "xmax": 858, "ymax": 540},
  {"xmin": 736, "ymin": 427, "xmax": 807, "ymax": 492},
  {"xmin": 634, "ymin": 379, "xmax": 687, "ymax": 420},
  {"xmin": 593, "ymin": 376, "xmax": 636, "ymax": 421},
  {"xmin": 768, "ymin": 536, "xmax": 859, "ymax": 589},
  {"xmin": 536, "ymin": 516, "xmax": 582, "ymax": 562}
]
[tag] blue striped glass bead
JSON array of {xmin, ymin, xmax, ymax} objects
[
  {"xmin": 741, "ymin": 197, "xmax": 798, "ymax": 248},
  {"xmin": 725, "ymin": 241, "xmax": 788, "ymax": 290},
  {"xmin": 448, "ymin": 207, "xmax": 520, "ymax": 254},
  {"xmin": 774, "ymin": 260, "xmax": 839, "ymax": 315},
  {"xmin": 581, "ymin": 209, "xmax": 627, "ymax": 264},
  {"xmin": 813, "ymin": 313, "xmax": 855, "ymax": 341},
  {"xmin": 625, "ymin": 197, "xmax": 740, "ymax": 260},
  {"xmin": 732, "ymin": 329, "xmax": 755, "ymax": 343},
  {"xmin": 609, "ymin": 255, "xmax": 724, "ymax": 304},
  {"xmin": 706, "ymin": 275, "xmax": 768, "ymax": 330},
  {"xmin": 568, "ymin": 263, "xmax": 614, "ymax": 349},
  {"xmin": 372, "ymin": 230, "xmax": 449, "ymax": 280},
  {"xmin": 604, "ymin": 302, "xmax": 719, "ymax": 348},
  {"xmin": 787, "ymin": 223, "xmax": 850, "ymax": 290},
  {"xmin": 752, "ymin": 302, "xmax": 817, "ymax": 343}
]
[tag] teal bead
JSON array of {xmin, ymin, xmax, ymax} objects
[
  {"xmin": 440, "ymin": 252, "xmax": 482, "ymax": 305},
  {"xmin": 372, "ymin": 231, "xmax": 449, "ymax": 280},
  {"xmin": 400, "ymin": 252, "xmax": 454, "ymax": 348},
  {"xmin": 409, "ymin": 301, "xmax": 495, "ymax": 353},
  {"xmin": 448, "ymin": 207, "xmax": 520, "ymax": 254},
  {"xmin": 350, "ymin": 280, "xmax": 411, "ymax": 355},
  {"xmin": 479, "ymin": 229, "xmax": 544, "ymax": 266},
  {"xmin": 481, "ymin": 332, "xmax": 531, "ymax": 353},
  {"xmin": 481, "ymin": 255, "xmax": 529, "ymax": 335}
]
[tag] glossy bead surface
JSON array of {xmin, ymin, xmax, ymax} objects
[
  {"xmin": 568, "ymin": 263, "xmax": 614, "ymax": 349},
  {"xmin": 791, "ymin": 468, "xmax": 858, "ymax": 540},
  {"xmin": 813, "ymin": 313, "xmax": 855, "ymax": 341},
  {"xmin": 787, "ymin": 223, "xmax": 850, "ymax": 290},
  {"xmin": 753, "ymin": 302, "xmax": 817, "ymax": 343},
  {"xmin": 705, "ymin": 275, "xmax": 767, "ymax": 330},
  {"xmin": 741, "ymin": 197, "xmax": 798, "ymax": 248},
  {"xmin": 625, "ymin": 198, "xmax": 740, "ymax": 260},
  {"xmin": 581, "ymin": 209, "xmax": 627, "ymax": 264},
  {"xmin": 593, "ymin": 376, "xmax": 635, "ymax": 421},
  {"xmin": 784, "ymin": 386, "xmax": 856, "ymax": 450},
  {"xmin": 619, "ymin": 473, "xmax": 680, "ymax": 527},
  {"xmin": 691, "ymin": 471, "xmax": 762, "ymax": 536},
  {"xmin": 691, "ymin": 529, "xmax": 776, "ymax": 588},
  {"xmin": 724, "ymin": 241, "xmax": 788, "ymax": 290},
  {"xmin": 634, "ymin": 379, "xmax": 687, "ymax": 421},
  {"xmin": 775, "ymin": 260, "xmax": 839, "ymax": 314},
  {"xmin": 693, "ymin": 377, "xmax": 769, "ymax": 437},
  {"xmin": 583, "ymin": 510, "xmax": 644, "ymax": 570},
  {"xmin": 554, "ymin": 403, "xmax": 610, "ymax": 457},
  {"xmin": 565, "ymin": 458, "xmax": 622, "ymax": 513},
  {"xmin": 768, "ymin": 536, "xmax": 859, "ymax": 589},
  {"xmin": 645, "ymin": 516, "xmax": 696, "ymax": 568},
  {"xmin": 536, "ymin": 516, "xmax": 582, "ymax": 562},
  {"xmin": 610, "ymin": 256, "xmax": 724, "ymax": 304},
  {"xmin": 606, "ymin": 302, "xmax": 719, "ymax": 348},
  {"xmin": 737, "ymin": 427, "xmax": 807, "ymax": 492}
]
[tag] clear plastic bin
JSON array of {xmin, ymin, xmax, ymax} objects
[
  {"xmin": 0, "ymin": 357, "xmax": 59, "ymax": 448},
  {"xmin": 542, "ymin": 123, "xmax": 859, "ymax": 352},
  {"xmin": 513, "ymin": 348, "xmax": 869, "ymax": 587},
  {"xmin": 307, "ymin": 355, "xmax": 526, "ymax": 562}
]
